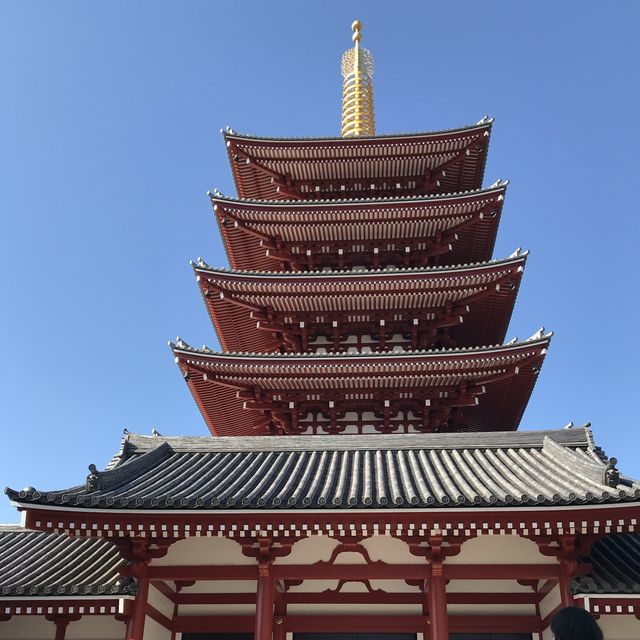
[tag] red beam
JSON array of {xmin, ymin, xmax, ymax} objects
[
  {"xmin": 449, "ymin": 616, "xmax": 541, "ymax": 634},
  {"xmin": 146, "ymin": 604, "xmax": 173, "ymax": 631},
  {"xmin": 173, "ymin": 614, "xmax": 541, "ymax": 634},
  {"xmin": 150, "ymin": 580, "xmax": 176, "ymax": 603},
  {"xmin": 147, "ymin": 563, "xmax": 559, "ymax": 582},
  {"xmin": 445, "ymin": 564, "xmax": 560, "ymax": 580},
  {"xmin": 148, "ymin": 565, "xmax": 257, "ymax": 581},
  {"xmin": 174, "ymin": 591, "xmax": 539, "ymax": 606}
]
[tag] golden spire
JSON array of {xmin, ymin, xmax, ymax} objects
[{"xmin": 341, "ymin": 19, "xmax": 375, "ymax": 137}]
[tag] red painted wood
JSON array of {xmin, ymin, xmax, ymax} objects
[
  {"xmin": 54, "ymin": 618, "xmax": 69, "ymax": 640},
  {"xmin": 429, "ymin": 569, "xmax": 448, "ymax": 640},
  {"xmin": 254, "ymin": 561, "xmax": 274, "ymax": 640},
  {"xmin": 151, "ymin": 580, "xmax": 177, "ymax": 603},
  {"xmin": 173, "ymin": 613, "xmax": 542, "ymax": 634},
  {"xmin": 125, "ymin": 564, "xmax": 150, "ymax": 640},
  {"xmin": 173, "ymin": 590, "xmax": 539, "ymax": 606},
  {"xmin": 23, "ymin": 501, "xmax": 640, "ymax": 538},
  {"xmin": 147, "ymin": 562, "xmax": 559, "ymax": 582},
  {"xmin": 146, "ymin": 603, "xmax": 173, "ymax": 631}
]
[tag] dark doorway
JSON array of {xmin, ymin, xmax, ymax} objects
[
  {"xmin": 450, "ymin": 635, "xmax": 532, "ymax": 640},
  {"xmin": 296, "ymin": 635, "xmax": 416, "ymax": 640},
  {"xmin": 183, "ymin": 635, "xmax": 253, "ymax": 640}
]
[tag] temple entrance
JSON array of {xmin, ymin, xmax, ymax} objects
[
  {"xmin": 296, "ymin": 635, "xmax": 416, "ymax": 640},
  {"xmin": 182, "ymin": 635, "xmax": 533, "ymax": 640}
]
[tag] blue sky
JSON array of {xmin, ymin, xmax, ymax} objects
[{"xmin": 1, "ymin": 1, "xmax": 639, "ymax": 523}]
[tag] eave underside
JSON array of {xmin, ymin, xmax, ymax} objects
[
  {"xmin": 195, "ymin": 255, "xmax": 525, "ymax": 353},
  {"xmin": 224, "ymin": 123, "xmax": 492, "ymax": 201},
  {"xmin": 213, "ymin": 186, "xmax": 504, "ymax": 272},
  {"xmin": 173, "ymin": 339, "xmax": 548, "ymax": 436}
]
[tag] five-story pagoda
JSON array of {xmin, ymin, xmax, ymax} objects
[
  {"xmin": 174, "ymin": 20, "xmax": 548, "ymax": 440},
  {"xmin": 5, "ymin": 20, "xmax": 640, "ymax": 640}
]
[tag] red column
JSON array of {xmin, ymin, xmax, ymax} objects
[
  {"xmin": 558, "ymin": 536, "xmax": 577, "ymax": 607},
  {"xmin": 429, "ymin": 566, "xmax": 448, "ymax": 640},
  {"xmin": 54, "ymin": 618, "xmax": 69, "ymax": 640},
  {"xmin": 255, "ymin": 559, "xmax": 274, "ymax": 640},
  {"xmin": 273, "ymin": 615, "xmax": 286, "ymax": 640},
  {"xmin": 428, "ymin": 538, "xmax": 448, "ymax": 640},
  {"xmin": 125, "ymin": 562, "xmax": 150, "ymax": 640},
  {"xmin": 559, "ymin": 562, "xmax": 574, "ymax": 607}
]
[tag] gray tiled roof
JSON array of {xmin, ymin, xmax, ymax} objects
[
  {"xmin": 573, "ymin": 534, "xmax": 640, "ymax": 594},
  {"xmin": 0, "ymin": 526, "xmax": 130, "ymax": 597},
  {"xmin": 6, "ymin": 428, "xmax": 639, "ymax": 511},
  {"xmin": 221, "ymin": 118, "xmax": 493, "ymax": 142}
]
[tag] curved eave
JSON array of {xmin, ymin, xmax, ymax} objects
[
  {"xmin": 9, "ymin": 427, "xmax": 640, "ymax": 514},
  {"xmin": 222, "ymin": 119, "xmax": 493, "ymax": 144},
  {"xmin": 171, "ymin": 335, "xmax": 550, "ymax": 437},
  {"xmin": 212, "ymin": 185, "xmax": 506, "ymax": 272},
  {"xmin": 224, "ymin": 121, "xmax": 492, "ymax": 201},
  {"xmin": 193, "ymin": 253, "xmax": 527, "ymax": 353},
  {"xmin": 171, "ymin": 332, "xmax": 550, "ymax": 362}
]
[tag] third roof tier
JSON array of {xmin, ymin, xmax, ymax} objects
[{"xmin": 194, "ymin": 251, "xmax": 527, "ymax": 354}]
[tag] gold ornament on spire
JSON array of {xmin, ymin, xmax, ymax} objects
[{"xmin": 341, "ymin": 19, "xmax": 375, "ymax": 137}]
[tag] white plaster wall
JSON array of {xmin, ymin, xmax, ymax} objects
[
  {"xmin": 181, "ymin": 579, "xmax": 256, "ymax": 594},
  {"xmin": 361, "ymin": 535, "xmax": 420, "ymax": 563},
  {"xmin": 597, "ymin": 615, "xmax": 640, "ymax": 640},
  {"xmin": 177, "ymin": 604, "xmax": 255, "ymax": 616},
  {"xmin": 148, "ymin": 582, "xmax": 174, "ymax": 618},
  {"xmin": 277, "ymin": 536, "xmax": 339, "ymax": 564},
  {"xmin": 447, "ymin": 579, "xmax": 534, "ymax": 593},
  {"xmin": 0, "ymin": 615, "xmax": 123, "ymax": 640},
  {"xmin": 153, "ymin": 536, "xmax": 254, "ymax": 566},
  {"xmin": 447, "ymin": 533, "xmax": 556, "ymax": 565},
  {"xmin": 143, "ymin": 615, "xmax": 172, "ymax": 640},
  {"xmin": 0, "ymin": 616, "xmax": 54, "ymax": 640},
  {"xmin": 66, "ymin": 616, "xmax": 124, "ymax": 639},
  {"xmin": 286, "ymin": 603, "xmax": 420, "ymax": 615},
  {"xmin": 538, "ymin": 584, "xmax": 561, "ymax": 620},
  {"xmin": 447, "ymin": 603, "xmax": 535, "ymax": 616}
]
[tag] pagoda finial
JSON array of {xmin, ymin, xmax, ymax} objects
[{"xmin": 341, "ymin": 19, "xmax": 375, "ymax": 138}]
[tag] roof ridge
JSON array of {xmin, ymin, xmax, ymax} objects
[
  {"xmin": 208, "ymin": 180, "xmax": 507, "ymax": 206},
  {"xmin": 220, "ymin": 118, "xmax": 493, "ymax": 143},
  {"xmin": 170, "ymin": 329, "xmax": 552, "ymax": 359},
  {"xmin": 192, "ymin": 250, "xmax": 528, "ymax": 278},
  {"xmin": 123, "ymin": 427, "xmax": 592, "ymax": 453}
]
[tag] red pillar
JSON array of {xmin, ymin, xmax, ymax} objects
[
  {"xmin": 125, "ymin": 562, "xmax": 150, "ymax": 640},
  {"xmin": 255, "ymin": 559, "xmax": 274, "ymax": 640},
  {"xmin": 429, "ymin": 568, "xmax": 448, "ymax": 640},
  {"xmin": 559, "ymin": 562, "xmax": 574, "ymax": 607},
  {"xmin": 54, "ymin": 618, "xmax": 69, "ymax": 640},
  {"xmin": 273, "ymin": 615, "xmax": 286, "ymax": 640}
]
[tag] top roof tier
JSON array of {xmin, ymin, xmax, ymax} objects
[{"xmin": 222, "ymin": 119, "xmax": 492, "ymax": 202}]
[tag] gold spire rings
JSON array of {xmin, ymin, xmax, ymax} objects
[{"xmin": 341, "ymin": 19, "xmax": 375, "ymax": 137}]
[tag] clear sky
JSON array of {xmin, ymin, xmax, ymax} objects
[{"xmin": 1, "ymin": 1, "xmax": 639, "ymax": 523}]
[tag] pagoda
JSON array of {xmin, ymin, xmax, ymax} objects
[{"xmin": 3, "ymin": 20, "xmax": 640, "ymax": 640}]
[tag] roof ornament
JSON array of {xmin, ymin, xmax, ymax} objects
[
  {"xmin": 527, "ymin": 326, "xmax": 549, "ymax": 341},
  {"xmin": 116, "ymin": 575, "xmax": 138, "ymax": 596},
  {"xmin": 151, "ymin": 428, "xmax": 162, "ymax": 437},
  {"xmin": 564, "ymin": 421, "xmax": 574, "ymax": 429},
  {"xmin": 604, "ymin": 458, "xmax": 620, "ymax": 487},
  {"xmin": 341, "ymin": 20, "xmax": 375, "ymax": 137},
  {"xmin": 85, "ymin": 464, "xmax": 101, "ymax": 493}
]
